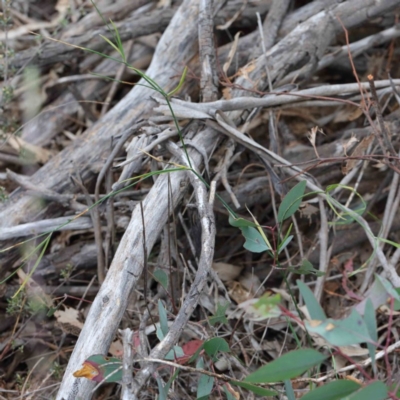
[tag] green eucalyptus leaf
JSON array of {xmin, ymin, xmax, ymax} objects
[
  {"xmin": 203, "ymin": 338, "xmax": 229, "ymax": 357},
  {"xmin": 154, "ymin": 269, "xmax": 169, "ymax": 290},
  {"xmin": 278, "ymin": 180, "xmax": 307, "ymax": 223},
  {"xmin": 244, "ymin": 349, "xmax": 327, "ymax": 383},
  {"xmin": 305, "ymin": 309, "xmax": 373, "ymax": 346},
  {"xmin": 278, "ymin": 235, "xmax": 293, "ymax": 254},
  {"xmin": 208, "ymin": 302, "xmax": 229, "ymax": 326},
  {"xmin": 297, "ymin": 280, "xmax": 326, "ymax": 320},
  {"xmin": 241, "ymin": 226, "xmax": 270, "ymax": 253},
  {"xmin": 342, "ymin": 381, "xmax": 388, "ymax": 400},
  {"xmin": 301, "ymin": 379, "xmax": 361, "ymax": 400},
  {"xmin": 158, "ymin": 300, "xmax": 169, "ymax": 337},
  {"xmin": 197, "ymin": 374, "xmax": 214, "ymax": 400},
  {"xmin": 228, "ymin": 213, "xmax": 257, "ymax": 228}
]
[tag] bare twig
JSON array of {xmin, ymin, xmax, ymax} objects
[
  {"xmin": 198, "ymin": 0, "xmax": 219, "ymax": 102},
  {"xmin": 120, "ymin": 328, "xmax": 134, "ymax": 399},
  {"xmin": 0, "ymin": 216, "xmax": 93, "ymax": 241},
  {"xmin": 154, "ymin": 80, "xmax": 400, "ymax": 116}
]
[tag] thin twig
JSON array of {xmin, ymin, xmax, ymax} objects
[
  {"xmin": 198, "ymin": 0, "xmax": 219, "ymax": 102},
  {"xmin": 120, "ymin": 328, "xmax": 134, "ymax": 399}
]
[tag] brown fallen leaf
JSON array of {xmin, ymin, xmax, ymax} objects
[{"xmin": 54, "ymin": 306, "xmax": 84, "ymax": 336}]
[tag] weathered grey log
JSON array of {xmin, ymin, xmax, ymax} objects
[
  {"xmin": 61, "ymin": 0, "xmax": 152, "ymax": 38},
  {"xmin": 2, "ymin": 8, "xmax": 174, "ymax": 72},
  {"xmin": 0, "ymin": 216, "xmax": 93, "ymax": 240},
  {"xmin": 226, "ymin": 0, "xmax": 400, "ymax": 102},
  {"xmin": 2, "ymin": 2, "xmax": 270, "ymax": 73}
]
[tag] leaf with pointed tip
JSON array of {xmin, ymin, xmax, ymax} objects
[
  {"xmin": 73, "ymin": 354, "xmax": 122, "ymax": 383},
  {"xmin": 154, "ymin": 269, "xmax": 168, "ymax": 290},
  {"xmin": 297, "ymin": 280, "xmax": 326, "ymax": 320},
  {"xmin": 278, "ymin": 180, "xmax": 307, "ymax": 223},
  {"xmin": 203, "ymin": 337, "xmax": 229, "ymax": 358}
]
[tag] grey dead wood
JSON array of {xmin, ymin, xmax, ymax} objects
[
  {"xmin": 120, "ymin": 328, "xmax": 134, "ymax": 399},
  {"xmin": 279, "ymin": 0, "xmax": 343, "ymax": 36},
  {"xmin": 225, "ymin": 0, "xmax": 400, "ymax": 107},
  {"xmin": 92, "ymin": 122, "xmax": 148, "ymax": 282},
  {"xmin": 0, "ymin": 0, "xmax": 397, "ymax": 349},
  {"xmin": 55, "ymin": 1, "xmax": 205, "ymax": 398},
  {"xmin": 35, "ymin": 242, "xmax": 99, "ymax": 277},
  {"xmin": 0, "ymin": 216, "xmax": 93, "ymax": 241},
  {"xmin": 2, "ymin": 2, "xmax": 270, "ymax": 73},
  {"xmin": 198, "ymin": 0, "xmax": 218, "ymax": 102},
  {"xmin": 6, "ymin": 168, "xmax": 87, "ymax": 211},
  {"xmin": 125, "ymin": 2, "xmax": 400, "ymax": 393},
  {"xmin": 1, "ymin": 285, "xmax": 100, "ymax": 298},
  {"xmin": 113, "ymin": 126, "xmax": 177, "ymax": 191},
  {"xmin": 0, "ymin": 0, "xmax": 274, "ymax": 241},
  {"xmin": 2, "ymin": 8, "xmax": 175, "ymax": 72},
  {"xmin": 242, "ymin": 0, "xmax": 291, "ymax": 197},
  {"xmin": 155, "ymin": 79, "xmax": 400, "ymax": 117},
  {"xmin": 282, "ymin": 24, "xmax": 400, "ymax": 84},
  {"xmin": 56, "ymin": 124, "xmax": 219, "ymax": 399},
  {"xmin": 61, "ymin": 0, "xmax": 152, "ymax": 38}
]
